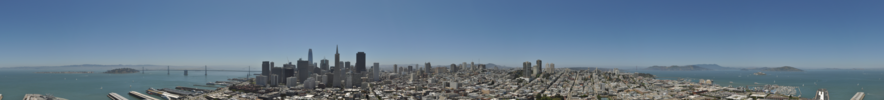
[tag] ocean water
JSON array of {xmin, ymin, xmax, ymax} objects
[
  {"xmin": 0, "ymin": 69, "xmax": 254, "ymax": 100},
  {"xmin": 634, "ymin": 70, "xmax": 884, "ymax": 100}
]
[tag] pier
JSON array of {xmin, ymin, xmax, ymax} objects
[
  {"xmin": 129, "ymin": 91, "xmax": 160, "ymax": 100},
  {"xmin": 850, "ymin": 92, "xmax": 865, "ymax": 100},
  {"xmin": 107, "ymin": 92, "xmax": 128, "ymax": 100}
]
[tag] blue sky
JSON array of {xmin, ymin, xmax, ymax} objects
[{"xmin": 2, "ymin": 0, "xmax": 883, "ymax": 69}]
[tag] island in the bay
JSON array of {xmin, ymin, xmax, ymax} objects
[{"xmin": 103, "ymin": 68, "xmax": 139, "ymax": 74}]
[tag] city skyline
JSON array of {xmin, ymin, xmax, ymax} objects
[{"xmin": 3, "ymin": 0, "xmax": 884, "ymax": 68}]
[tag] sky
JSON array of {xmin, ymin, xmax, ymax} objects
[{"xmin": 2, "ymin": 0, "xmax": 883, "ymax": 69}]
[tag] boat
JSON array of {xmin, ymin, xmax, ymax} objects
[
  {"xmin": 206, "ymin": 82, "xmax": 215, "ymax": 85},
  {"xmin": 754, "ymin": 72, "xmax": 766, "ymax": 75}
]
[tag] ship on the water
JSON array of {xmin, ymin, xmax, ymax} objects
[{"xmin": 754, "ymin": 72, "xmax": 766, "ymax": 75}]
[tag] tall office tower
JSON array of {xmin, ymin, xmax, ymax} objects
[
  {"xmin": 272, "ymin": 67, "xmax": 283, "ymax": 84},
  {"xmin": 373, "ymin": 62, "xmax": 380, "ymax": 81},
  {"xmin": 536, "ymin": 59, "xmax": 542, "ymax": 74},
  {"xmin": 334, "ymin": 62, "xmax": 342, "ymax": 87},
  {"xmin": 549, "ymin": 63, "xmax": 555, "ymax": 72},
  {"xmin": 462, "ymin": 62, "xmax": 468, "ymax": 70},
  {"xmin": 284, "ymin": 67, "xmax": 294, "ymax": 84},
  {"xmin": 270, "ymin": 74, "xmax": 278, "ymax": 87},
  {"xmin": 297, "ymin": 59, "xmax": 312, "ymax": 83},
  {"xmin": 533, "ymin": 65, "xmax": 540, "ymax": 76},
  {"xmin": 308, "ymin": 49, "xmax": 313, "ymax": 64},
  {"xmin": 450, "ymin": 64, "xmax": 457, "ymax": 73},
  {"xmin": 334, "ymin": 45, "xmax": 341, "ymax": 87},
  {"xmin": 425, "ymin": 62, "xmax": 432, "ymax": 75},
  {"xmin": 256, "ymin": 75, "xmax": 267, "ymax": 86},
  {"xmin": 344, "ymin": 61, "xmax": 351, "ymax": 71},
  {"xmin": 523, "ymin": 61, "xmax": 531, "ymax": 78},
  {"xmin": 271, "ymin": 62, "xmax": 274, "ymax": 70},
  {"xmin": 345, "ymin": 72, "xmax": 353, "ymax": 88},
  {"xmin": 325, "ymin": 73, "xmax": 334, "ymax": 87},
  {"xmin": 471, "ymin": 62, "xmax": 474, "ymax": 70},
  {"xmin": 320, "ymin": 59, "xmax": 329, "ymax": 71},
  {"xmin": 394, "ymin": 64, "xmax": 398, "ymax": 74},
  {"xmin": 407, "ymin": 66, "xmax": 413, "ymax": 72},
  {"xmin": 356, "ymin": 52, "xmax": 366, "ymax": 73},
  {"xmin": 204, "ymin": 65, "xmax": 207, "ymax": 76},
  {"xmin": 262, "ymin": 61, "xmax": 270, "ymax": 81},
  {"xmin": 286, "ymin": 77, "xmax": 298, "ymax": 88}
]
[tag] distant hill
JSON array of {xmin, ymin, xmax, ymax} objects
[
  {"xmin": 759, "ymin": 66, "xmax": 803, "ymax": 72},
  {"xmin": 693, "ymin": 64, "xmax": 730, "ymax": 69},
  {"xmin": 645, "ymin": 65, "xmax": 710, "ymax": 71}
]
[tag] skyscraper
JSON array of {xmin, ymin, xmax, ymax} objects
[
  {"xmin": 523, "ymin": 61, "xmax": 531, "ymax": 78},
  {"xmin": 425, "ymin": 62, "xmax": 432, "ymax": 75},
  {"xmin": 373, "ymin": 62, "xmax": 380, "ymax": 81},
  {"xmin": 297, "ymin": 59, "xmax": 312, "ymax": 83},
  {"xmin": 320, "ymin": 59, "xmax": 329, "ymax": 71},
  {"xmin": 345, "ymin": 61, "xmax": 351, "ymax": 72},
  {"xmin": 471, "ymin": 62, "xmax": 474, "ymax": 70},
  {"xmin": 308, "ymin": 49, "xmax": 313, "ymax": 64},
  {"xmin": 284, "ymin": 65, "xmax": 294, "ymax": 84},
  {"xmin": 407, "ymin": 66, "xmax": 413, "ymax": 73},
  {"xmin": 450, "ymin": 64, "xmax": 457, "ymax": 73},
  {"xmin": 356, "ymin": 52, "xmax": 366, "ymax": 73},
  {"xmin": 334, "ymin": 45, "xmax": 342, "ymax": 87},
  {"xmin": 394, "ymin": 64, "xmax": 398, "ymax": 74},
  {"xmin": 270, "ymin": 74, "xmax": 278, "ymax": 86},
  {"xmin": 272, "ymin": 67, "xmax": 283, "ymax": 84},
  {"xmin": 536, "ymin": 59, "xmax": 542, "ymax": 75},
  {"xmin": 262, "ymin": 61, "xmax": 270, "ymax": 81}
]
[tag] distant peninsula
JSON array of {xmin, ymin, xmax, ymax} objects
[
  {"xmin": 645, "ymin": 65, "xmax": 710, "ymax": 71},
  {"xmin": 104, "ymin": 68, "xmax": 140, "ymax": 74}
]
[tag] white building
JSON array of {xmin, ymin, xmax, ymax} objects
[
  {"xmin": 270, "ymin": 74, "xmax": 278, "ymax": 86},
  {"xmin": 304, "ymin": 77, "xmax": 316, "ymax": 89},
  {"xmin": 256, "ymin": 75, "xmax": 267, "ymax": 86},
  {"xmin": 286, "ymin": 77, "xmax": 298, "ymax": 88}
]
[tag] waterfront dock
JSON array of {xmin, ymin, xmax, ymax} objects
[
  {"xmin": 129, "ymin": 91, "xmax": 159, "ymax": 100},
  {"xmin": 24, "ymin": 94, "xmax": 67, "ymax": 100},
  {"xmin": 107, "ymin": 92, "xmax": 128, "ymax": 100},
  {"xmin": 851, "ymin": 92, "xmax": 865, "ymax": 100}
]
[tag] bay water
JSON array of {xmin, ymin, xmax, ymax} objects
[
  {"xmin": 634, "ymin": 70, "xmax": 884, "ymax": 100},
  {"xmin": 0, "ymin": 69, "xmax": 253, "ymax": 100}
]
